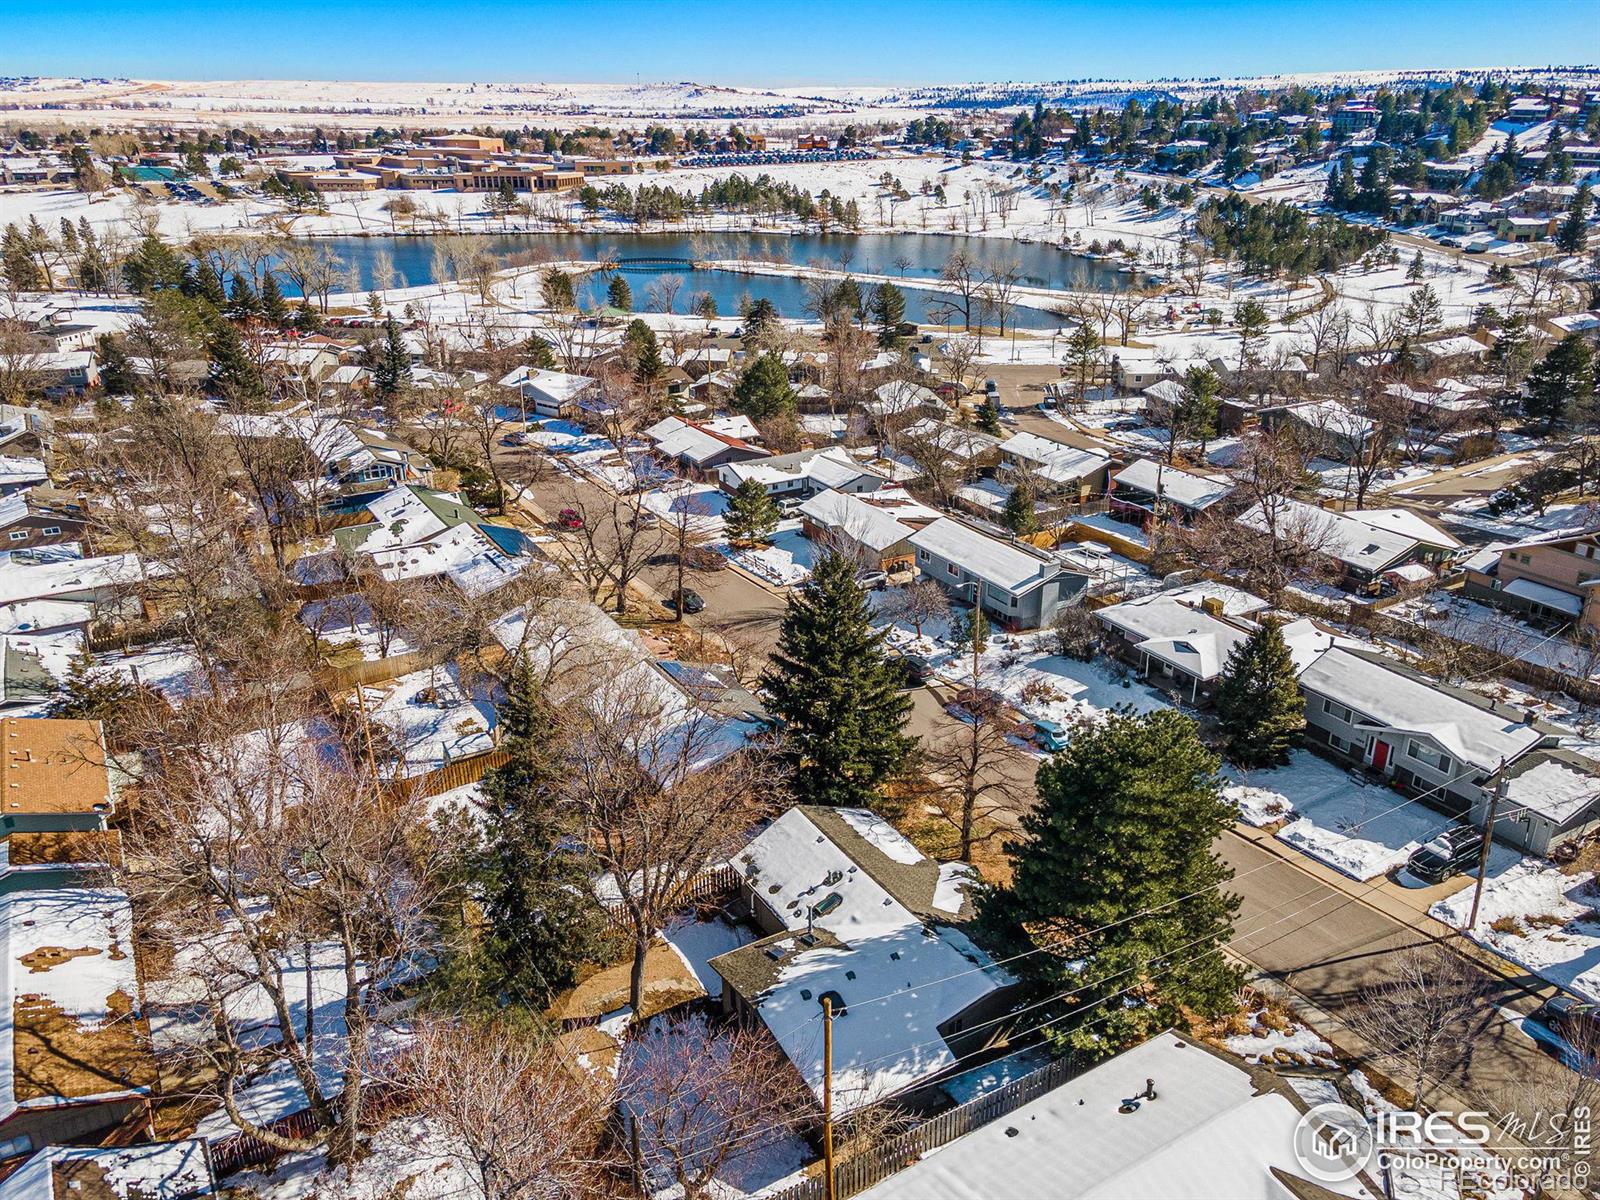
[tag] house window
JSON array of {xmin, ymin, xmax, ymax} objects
[
  {"xmin": 918, "ymin": 548, "xmax": 929, "ymax": 562},
  {"xmin": 1322, "ymin": 698, "xmax": 1353, "ymax": 724},
  {"xmin": 946, "ymin": 562, "xmax": 958, "ymax": 577},
  {"xmin": 7, "ymin": 531, "xmax": 26, "ymax": 542},
  {"xmin": 41, "ymin": 526, "xmax": 59, "ymax": 536}
]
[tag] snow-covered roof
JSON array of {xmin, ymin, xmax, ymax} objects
[
  {"xmin": 1298, "ymin": 647, "xmax": 1548, "ymax": 770},
  {"xmin": 1503, "ymin": 576, "xmax": 1583, "ymax": 616},
  {"xmin": 999, "ymin": 432, "xmax": 1110, "ymax": 485},
  {"xmin": 720, "ymin": 446, "xmax": 883, "ymax": 491},
  {"xmin": 0, "ymin": 1140, "xmax": 214, "ymax": 1200},
  {"xmin": 0, "ymin": 887, "xmax": 149, "ymax": 1124},
  {"xmin": 498, "ymin": 366, "xmax": 596, "ymax": 405},
  {"xmin": 1343, "ymin": 507, "xmax": 1461, "ymax": 551},
  {"xmin": 864, "ymin": 379, "xmax": 941, "ymax": 416},
  {"xmin": 1113, "ymin": 458, "xmax": 1234, "ymax": 511},
  {"xmin": 1500, "ymin": 750, "xmax": 1600, "ymax": 826},
  {"xmin": 1236, "ymin": 498, "xmax": 1417, "ymax": 573},
  {"xmin": 0, "ymin": 456, "xmax": 47, "ymax": 487},
  {"xmin": 910, "ymin": 518, "xmax": 1061, "ymax": 595},
  {"xmin": 367, "ymin": 521, "xmax": 531, "ymax": 598},
  {"xmin": 854, "ymin": 1031, "xmax": 1380, "ymax": 1200},
  {"xmin": 0, "ymin": 552, "xmax": 151, "ymax": 606},
  {"xmin": 717, "ymin": 807, "xmax": 1008, "ymax": 1114},
  {"xmin": 645, "ymin": 416, "xmax": 762, "ymax": 466},
  {"xmin": 799, "ymin": 489, "xmax": 921, "ymax": 553}
]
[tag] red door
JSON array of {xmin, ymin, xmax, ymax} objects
[{"xmin": 1371, "ymin": 740, "xmax": 1391, "ymax": 771}]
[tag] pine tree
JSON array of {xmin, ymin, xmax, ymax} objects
[
  {"xmin": 192, "ymin": 260, "xmax": 228, "ymax": 310},
  {"xmin": 974, "ymin": 396, "xmax": 1003, "ymax": 435},
  {"xmin": 871, "ymin": 281, "xmax": 906, "ymax": 347},
  {"xmin": 227, "ymin": 273, "xmax": 261, "ymax": 322},
  {"xmin": 1406, "ymin": 250, "xmax": 1426, "ymax": 282},
  {"xmin": 293, "ymin": 300, "xmax": 324, "ymax": 333},
  {"xmin": 259, "ymin": 271, "xmax": 291, "ymax": 328},
  {"xmin": 94, "ymin": 335, "xmax": 139, "ymax": 397},
  {"xmin": 979, "ymin": 708, "xmax": 1241, "ymax": 1058},
  {"xmin": 1557, "ymin": 182, "xmax": 1592, "ymax": 255},
  {"xmin": 743, "ymin": 297, "xmax": 778, "ymax": 342},
  {"xmin": 1525, "ymin": 335, "xmax": 1595, "ymax": 431},
  {"xmin": 731, "ymin": 351, "xmax": 796, "ymax": 421},
  {"xmin": 624, "ymin": 319, "xmax": 662, "ymax": 389},
  {"xmin": 373, "ymin": 314, "xmax": 413, "ymax": 400},
  {"xmin": 950, "ymin": 605, "xmax": 990, "ymax": 656},
  {"xmin": 762, "ymin": 551, "xmax": 915, "ymax": 806},
  {"xmin": 45, "ymin": 650, "xmax": 139, "ymax": 734},
  {"xmin": 723, "ymin": 477, "xmax": 779, "ymax": 545},
  {"xmin": 1215, "ymin": 619, "xmax": 1305, "ymax": 767},
  {"xmin": 445, "ymin": 661, "xmax": 609, "ymax": 1009},
  {"xmin": 1002, "ymin": 478, "xmax": 1038, "ymax": 535},
  {"xmin": 206, "ymin": 316, "xmax": 266, "ymax": 410},
  {"xmin": 606, "ymin": 273, "xmax": 633, "ymax": 312}
]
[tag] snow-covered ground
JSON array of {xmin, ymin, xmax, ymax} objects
[
  {"xmin": 1225, "ymin": 749, "xmax": 1443, "ymax": 881},
  {"xmin": 1433, "ymin": 857, "xmax": 1600, "ymax": 1001},
  {"xmin": 1388, "ymin": 592, "xmax": 1600, "ymax": 683},
  {"xmin": 723, "ymin": 520, "xmax": 818, "ymax": 586}
]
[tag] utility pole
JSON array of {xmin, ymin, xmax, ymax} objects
[
  {"xmin": 1465, "ymin": 759, "xmax": 1508, "ymax": 932},
  {"xmin": 822, "ymin": 995, "xmax": 836, "ymax": 1200}
]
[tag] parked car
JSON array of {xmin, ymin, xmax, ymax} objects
[
  {"xmin": 1034, "ymin": 718, "xmax": 1069, "ymax": 752},
  {"xmin": 855, "ymin": 569, "xmax": 889, "ymax": 591},
  {"xmin": 669, "ymin": 588, "xmax": 706, "ymax": 615},
  {"xmin": 1404, "ymin": 826, "xmax": 1481, "ymax": 884},
  {"xmin": 556, "ymin": 508, "xmax": 584, "ymax": 530},
  {"xmin": 1533, "ymin": 994, "xmax": 1600, "ymax": 1047},
  {"xmin": 899, "ymin": 655, "xmax": 932, "ymax": 687}
]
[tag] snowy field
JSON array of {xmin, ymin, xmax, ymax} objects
[{"xmin": 723, "ymin": 520, "xmax": 818, "ymax": 587}]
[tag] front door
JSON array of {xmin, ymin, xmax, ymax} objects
[{"xmin": 1370, "ymin": 739, "xmax": 1391, "ymax": 771}]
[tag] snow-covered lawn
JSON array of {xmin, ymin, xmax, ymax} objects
[
  {"xmin": 1432, "ymin": 858, "xmax": 1600, "ymax": 1001},
  {"xmin": 642, "ymin": 480, "xmax": 729, "ymax": 536},
  {"xmin": 358, "ymin": 665, "xmax": 497, "ymax": 773},
  {"xmin": 724, "ymin": 520, "xmax": 819, "ymax": 586},
  {"xmin": 93, "ymin": 639, "xmax": 210, "ymax": 703},
  {"xmin": 1225, "ymin": 750, "xmax": 1440, "ymax": 881},
  {"xmin": 226, "ymin": 1115, "xmax": 481, "ymax": 1200},
  {"xmin": 301, "ymin": 595, "xmax": 414, "ymax": 663}
]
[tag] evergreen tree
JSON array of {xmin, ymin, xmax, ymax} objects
[
  {"xmin": 121, "ymin": 233, "xmax": 188, "ymax": 294},
  {"xmin": 1002, "ymin": 477, "xmax": 1038, "ymax": 535},
  {"xmin": 974, "ymin": 396, "xmax": 1003, "ymax": 435},
  {"xmin": 761, "ymin": 551, "xmax": 915, "ymax": 806},
  {"xmin": 723, "ymin": 477, "xmax": 780, "ymax": 544},
  {"xmin": 373, "ymin": 314, "xmax": 413, "ymax": 400},
  {"xmin": 259, "ymin": 271, "xmax": 291, "ymax": 328},
  {"xmin": 44, "ymin": 650, "xmax": 139, "ymax": 735},
  {"xmin": 293, "ymin": 300, "xmax": 324, "ymax": 333},
  {"xmin": 192, "ymin": 260, "xmax": 228, "ymax": 310},
  {"xmin": 1406, "ymin": 250, "xmax": 1426, "ymax": 281},
  {"xmin": 606, "ymin": 273, "xmax": 633, "ymax": 312},
  {"xmin": 2, "ymin": 223, "xmax": 44, "ymax": 293},
  {"xmin": 979, "ymin": 708, "xmax": 1241, "ymax": 1058},
  {"xmin": 94, "ymin": 334, "xmax": 139, "ymax": 397},
  {"xmin": 444, "ymin": 661, "xmax": 609, "ymax": 1009},
  {"xmin": 624, "ymin": 319, "xmax": 663, "ymax": 389},
  {"xmin": 1062, "ymin": 321, "xmax": 1104, "ymax": 402},
  {"xmin": 226, "ymin": 273, "xmax": 261, "ymax": 322},
  {"xmin": 950, "ymin": 605, "xmax": 990, "ymax": 657},
  {"xmin": 743, "ymin": 296, "xmax": 778, "ymax": 341},
  {"xmin": 1525, "ymin": 335, "xmax": 1595, "ymax": 431},
  {"xmin": 1557, "ymin": 182, "xmax": 1592, "ymax": 255},
  {"xmin": 730, "ymin": 351, "xmax": 796, "ymax": 421},
  {"xmin": 206, "ymin": 316, "xmax": 266, "ymax": 410},
  {"xmin": 871, "ymin": 281, "xmax": 907, "ymax": 347},
  {"xmin": 1215, "ymin": 619, "xmax": 1305, "ymax": 767}
]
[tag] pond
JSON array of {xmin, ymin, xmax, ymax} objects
[{"xmin": 292, "ymin": 231, "xmax": 1134, "ymax": 331}]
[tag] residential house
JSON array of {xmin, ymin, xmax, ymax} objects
[
  {"xmin": 909, "ymin": 517, "xmax": 1089, "ymax": 629},
  {"xmin": 1280, "ymin": 399, "xmax": 1382, "ymax": 462},
  {"xmin": 1097, "ymin": 589, "xmax": 1334, "ymax": 704},
  {"xmin": 1462, "ymin": 526, "xmax": 1600, "ymax": 631},
  {"xmin": 643, "ymin": 415, "xmax": 768, "ymax": 476},
  {"xmin": 0, "ymin": 1141, "xmax": 216, "ymax": 1199},
  {"xmin": 496, "ymin": 366, "xmax": 597, "ymax": 419},
  {"xmin": 0, "ymin": 885, "xmax": 156, "ymax": 1158},
  {"xmin": 1235, "ymin": 498, "xmax": 1441, "ymax": 591},
  {"xmin": 34, "ymin": 351, "xmax": 99, "ymax": 395},
  {"xmin": 1497, "ymin": 215, "xmax": 1556, "ymax": 244},
  {"xmin": 854, "ymin": 1031, "xmax": 1383, "ymax": 1200},
  {"xmin": 1109, "ymin": 457, "xmax": 1234, "ymax": 527},
  {"xmin": 0, "ymin": 491, "xmax": 85, "ymax": 550},
  {"xmin": 899, "ymin": 418, "xmax": 1002, "ymax": 476},
  {"xmin": 864, "ymin": 379, "xmax": 943, "ymax": 423},
  {"xmin": 709, "ymin": 806, "xmax": 1018, "ymax": 1116},
  {"xmin": 0, "ymin": 717, "xmax": 116, "ymax": 838},
  {"xmin": 717, "ymin": 447, "xmax": 889, "ymax": 501},
  {"xmin": 1296, "ymin": 646, "xmax": 1592, "ymax": 851},
  {"xmin": 798, "ymin": 488, "xmax": 938, "ymax": 573},
  {"xmin": 0, "ymin": 457, "xmax": 48, "ymax": 497},
  {"xmin": 996, "ymin": 432, "xmax": 1111, "ymax": 501}
]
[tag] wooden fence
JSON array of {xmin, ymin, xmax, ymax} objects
[
  {"xmin": 765, "ymin": 1054, "xmax": 1079, "ymax": 1200},
  {"xmin": 207, "ymin": 1085, "xmax": 405, "ymax": 1176},
  {"xmin": 598, "ymin": 863, "xmax": 741, "ymax": 933}
]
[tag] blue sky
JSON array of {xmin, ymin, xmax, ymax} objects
[{"xmin": 3, "ymin": 0, "xmax": 1594, "ymax": 86}]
